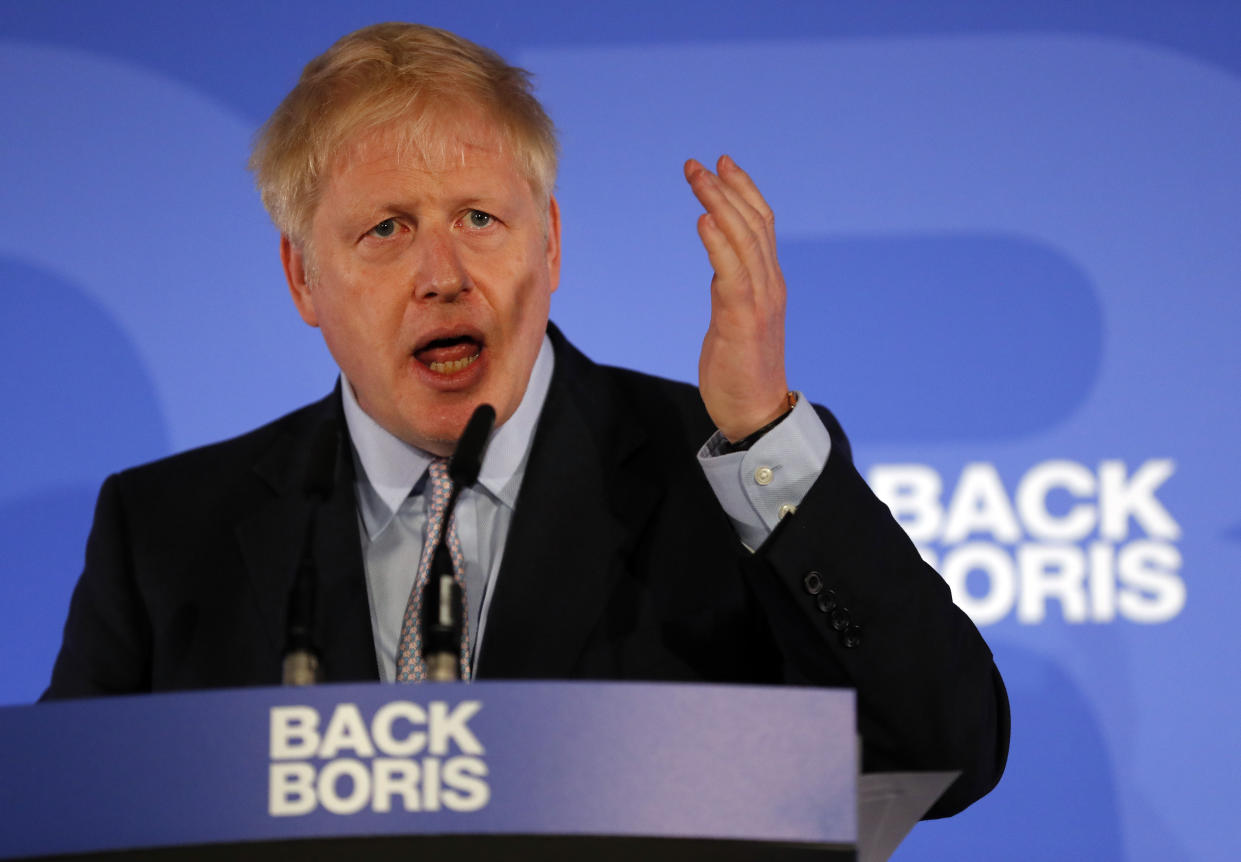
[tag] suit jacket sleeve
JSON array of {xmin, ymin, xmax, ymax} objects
[
  {"xmin": 743, "ymin": 404, "xmax": 1010, "ymax": 818},
  {"xmin": 44, "ymin": 473, "xmax": 153, "ymax": 698}
]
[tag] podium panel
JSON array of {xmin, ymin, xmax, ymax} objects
[
  {"xmin": 32, "ymin": 836, "xmax": 855, "ymax": 861},
  {"xmin": 1, "ymin": 682, "xmax": 857, "ymax": 860}
]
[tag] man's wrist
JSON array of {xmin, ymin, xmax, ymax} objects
[{"xmin": 716, "ymin": 392, "xmax": 799, "ymax": 454}]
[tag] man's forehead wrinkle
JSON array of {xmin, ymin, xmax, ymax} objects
[{"xmin": 336, "ymin": 123, "xmax": 506, "ymax": 185}]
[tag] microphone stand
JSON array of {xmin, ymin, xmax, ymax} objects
[
  {"xmin": 422, "ymin": 504, "xmax": 467, "ymax": 682},
  {"xmin": 421, "ymin": 404, "xmax": 496, "ymax": 681},
  {"xmin": 282, "ymin": 422, "xmax": 340, "ymax": 686}
]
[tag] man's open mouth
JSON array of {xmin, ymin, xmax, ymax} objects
[{"xmin": 413, "ymin": 334, "xmax": 483, "ymax": 375}]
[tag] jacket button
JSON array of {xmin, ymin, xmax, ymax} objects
[
  {"xmin": 803, "ymin": 571, "xmax": 824, "ymax": 595},
  {"xmin": 830, "ymin": 607, "xmax": 851, "ymax": 632},
  {"xmin": 841, "ymin": 625, "xmax": 863, "ymax": 648},
  {"xmin": 816, "ymin": 589, "xmax": 837, "ymax": 614}
]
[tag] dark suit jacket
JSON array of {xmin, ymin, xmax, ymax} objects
[{"xmin": 44, "ymin": 325, "xmax": 1008, "ymax": 817}]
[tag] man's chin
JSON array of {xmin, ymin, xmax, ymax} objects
[
  {"xmin": 399, "ymin": 421, "xmax": 462, "ymax": 457},
  {"xmin": 400, "ymin": 401, "xmax": 498, "ymax": 457}
]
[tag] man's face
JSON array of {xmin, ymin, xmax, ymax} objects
[{"xmin": 283, "ymin": 118, "xmax": 561, "ymax": 456}]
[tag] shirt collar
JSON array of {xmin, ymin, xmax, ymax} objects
[{"xmin": 342, "ymin": 334, "xmax": 556, "ymax": 539}]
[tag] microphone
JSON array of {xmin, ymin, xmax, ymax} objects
[
  {"xmin": 282, "ymin": 421, "xmax": 339, "ymax": 686},
  {"xmin": 449, "ymin": 403, "xmax": 496, "ymax": 487},
  {"xmin": 422, "ymin": 404, "xmax": 496, "ymax": 681}
]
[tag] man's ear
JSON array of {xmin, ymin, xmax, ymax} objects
[
  {"xmin": 281, "ymin": 235, "xmax": 319, "ymax": 327},
  {"xmin": 546, "ymin": 195, "xmax": 562, "ymax": 293}
]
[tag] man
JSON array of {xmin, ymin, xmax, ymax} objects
[{"xmin": 44, "ymin": 23, "xmax": 1008, "ymax": 816}]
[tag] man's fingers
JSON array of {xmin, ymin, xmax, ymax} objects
[
  {"xmin": 686, "ymin": 161, "xmax": 753, "ymax": 275},
  {"xmin": 714, "ymin": 156, "xmax": 769, "ymax": 228},
  {"xmin": 687, "ymin": 158, "xmax": 768, "ymax": 247},
  {"xmin": 717, "ymin": 155, "xmax": 776, "ymax": 239},
  {"xmin": 685, "ymin": 158, "xmax": 777, "ymax": 290},
  {"xmin": 696, "ymin": 212, "xmax": 744, "ymax": 284},
  {"xmin": 713, "ymin": 158, "xmax": 779, "ymax": 278}
]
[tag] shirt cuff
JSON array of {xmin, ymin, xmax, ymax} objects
[{"xmin": 697, "ymin": 394, "xmax": 832, "ymax": 551}]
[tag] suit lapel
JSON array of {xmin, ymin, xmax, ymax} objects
[
  {"xmin": 232, "ymin": 333, "xmax": 667, "ymax": 683},
  {"xmin": 477, "ymin": 332, "xmax": 662, "ymax": 678},
  {"xmin": 235, "ymin": 391, "xmax": 379, "ymax": 683}
]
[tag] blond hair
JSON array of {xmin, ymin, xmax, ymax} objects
[{"xmin": 249, "ymin": 22, "xmax": 558, "ymax": 245}]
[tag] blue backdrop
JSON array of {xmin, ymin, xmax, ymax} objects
[{"xmin": 3, "ymin": 2, "xmax": 1238, "ymax": 859}]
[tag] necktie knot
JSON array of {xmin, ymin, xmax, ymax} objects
[{"xmin": 426, "ymin": 458, "xmax": 454, "ymax": 523}]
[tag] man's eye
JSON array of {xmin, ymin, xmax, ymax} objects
[
  {"xmin": 466, "ymin": 210, "xmax": 494, "ymax": 229},
  {"xmin": 368, "ymin": 219, "xmax": 398, "ymax": 238}
]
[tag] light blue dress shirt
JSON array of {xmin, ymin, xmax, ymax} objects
[
  {"xmin": 342, "ymin": 334, "xmax": 831, "ymax": 681},
  {"xmin": 698, "ymin": 395, "xmax": 833, "ymax": 552}
]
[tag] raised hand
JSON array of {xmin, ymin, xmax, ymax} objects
[{"xmin": 684, "ymin": 155, "xmax": 790, "ymax": 443}]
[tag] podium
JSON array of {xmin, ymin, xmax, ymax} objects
[{"xmin": 2, "ymin": 682, "xmax": 870, "ymax": 860}]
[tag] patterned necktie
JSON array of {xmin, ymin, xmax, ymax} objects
[{"xmin": 394, "ymin": 459, "xmax": 472, "ymax": 681}]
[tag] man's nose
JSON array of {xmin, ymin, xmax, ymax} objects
[{"xmin": 413, "ymin": 230, "xmax": 470, "ymax": 301}]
